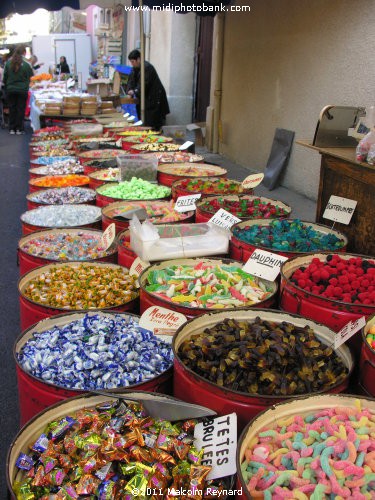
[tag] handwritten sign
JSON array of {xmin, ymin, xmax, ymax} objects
[
  {"xmin": 129, "ymin": 257, "xmax": 150, "ymax": 277},
  {"xmin": 334, "ymin": 316, "xmax": 366, "ymax": 350},
  {"xmin": 174, "ymin": 194, "xmax": 202, "ymax": 212},
  {"xmin": 208, "ymin": 209, "xmax": 241, "ymax": 230},
  {"xmin": 100, "ymin": 223, "xmax": 116, "ymax": 251},
  {"xmin": 323, "ymin": 195, "xmax": 357, "ymax": 224},
  {"xmin": 242, "ymin": 249, "xmax": 288, "ymax": 281},
  {"xmin": 179, "ymin": 141, "xmax": 194, "ymax": 151},
  {"xmin": 194, "ymin": 413, "xmax": 237, "ymax": 480},
  {"xmin": 242, "ymin": 173, "xmax": 264, "ymax": 189},
  {"xmin": 139, "ymin": 306, "xmax": 187, "ymax": 343}
]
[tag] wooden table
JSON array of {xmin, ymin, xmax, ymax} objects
[{"xmin": 297, "ymin": 140, "xmax": 375, "ymax": 256}]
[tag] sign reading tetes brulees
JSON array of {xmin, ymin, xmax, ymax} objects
[
  {"xmin": 174, "ymin": 193, "xmax": 202, "ymax": 212},
  {"xmin": 242, "ymin": 249, "xmax": 288, "ymax": 281},
  {"xmin": 100, "ymin": 223, "xmax": 116, "ymax": 251},
  {"xmin": 323, "ymin": 195, "xmax": 357, "ymax": 224},
  {"xmin": 139, "ymin": 306, "xmax": 187, "ymax": 342},
  {"xmin": 242, "ymin": 172, "xmax": 264, "ymax": 189},
  {"xmin": 194, "ymin": 413, "xmax": 237, "ymax": 480},
  {"xmin": 208, "ymin": 208, "xmax": 241, "ymax": 230},
  {"xmin": 334, "ymin": 316, "xmax": 366, "ymax": 350}
]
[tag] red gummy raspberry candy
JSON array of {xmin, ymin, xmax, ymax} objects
[
  {"xmin": 333, "ymin": 286, "xmax": 343, "ymax": 297},
  {"xmin": 311, "ymin": 271, "xmax": 321, "ymax": 283},
  {"xmin": 329, "ymin": 278, "xmax": 338, "ymax": 286},
  {"xmin": 320, "ymin": 269, "xmax": 330, "ymax": 281},
  {"xmin": 338, "ymin": 275, "xmax": 349, "ymax": 285},
  {"xmin": 297, "ymin": 279, "xmax": 306, "ymax": 288},
  {"xmin": 351, "ymin": 280, "xmax": 360, "ymax": 289}
]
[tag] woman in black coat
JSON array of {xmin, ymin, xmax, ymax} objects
[
  {"xmin": 126, "ymin": 49, "xmax": 170, "ymax": 130},
  {"xmin": 55, "ymin": 56, "xmax": 70, "ymax": 75}
]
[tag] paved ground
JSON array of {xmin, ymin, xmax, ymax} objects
[{"xmin": 0, "ymin": 124, "xmax": 317, "ymax": 496}]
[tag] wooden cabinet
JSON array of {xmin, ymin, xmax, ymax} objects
[{"xmin": 298, "ymin": 142, "xmax": 375, "ymax": 256}]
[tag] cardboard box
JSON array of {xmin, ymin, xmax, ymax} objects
[{"xmin": 186, "ymin": 122, "xmax": 206, "ymax": 146}]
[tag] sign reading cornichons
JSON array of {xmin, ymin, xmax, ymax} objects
[
  {"xmin": 334, "ymin": 316, "xmax": 366, "ymax": 350},
  {"xmin": 100, "ymin": 223, "xmax": 116, "ymax": 251},
  {"xmin": 194, "ymin": 413, "xmax": 237, "ymax": 480},
  {"xmin": 208, "ymin": 208, "xmax": 241, "ymax": 230},
  {"xmin": 323, "ymin": 195, "xmax": 357, "ymax": 224},
  {"xmin": 174, "ymin": 193, "xmax": 202, "ymax": 212},
  {"xmin": 242, "ymin": 249, "xmax": 288, "ymax": 281},
  {"xmin": 139, "ymin": 306, "xmax": 187, "ymax": 342},
  {"xmin": 242, "ymin": 173, "xmax": 264, "ymax": 189}
]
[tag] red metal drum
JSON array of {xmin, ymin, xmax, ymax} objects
[
  {"xmin": 157, "ymin": 163, "xmax": 227, "ymax": 187},
  {"xmin": 359, "ymin": 315, "xmax": 375, "ymax": 396},
  {"xmin": 120, "ymin": 134, "xmax": 173, "ymax": 151},
  {"xmin": 117, "ymin": 230, "xmax": 137, "ymax": 268},
  {"xmin": 95, "ymin": 182, "xmax": 171, "ymax": 208},
  {"xmin": 88, "ymin": 169, "xmax": 119, "ymax": 190},
  {"xmin": 139, "ymin": 257, "xmax": 278, "ymax": 318},
  {"xmin": 14, "ymin": 311, "xmax": 173, "ymax": 425},
  {"xmin": 173, "ymin": 310, "xmax": 353, "ymax": 433},
  {"xmin": 102, "ymin": 200, "xmax": 195, "ymax": 234},
  {"xmin": 18, "ymin": 261, "xmax": 139, "ymax": 330},
  {"xmin": 26, "ymin": 187, "xmax": 96, "ymax": 210},
  {"xmin": 280, "ymin": 252, "xmax": 375, "ymax": 356},
  {"xmin": 230, "ymin": 219, "xmax": 348, "ymax": 262},
  {"xmin": 18, "ymin": 228, "xmax": 118, "ymax": 276},
  {"xmin": 236, "ymin": 394, "xmax": 375, "ymax": 499},
  {"xmin": 195, "ymin": 194, "xmax": 292, "ymax": 223},
  {"xmin": 171, "ymin": 177, "xmax": 254, "ymax": 201}
]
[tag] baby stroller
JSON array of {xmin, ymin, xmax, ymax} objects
[{"xmin": 0, "ymin": 86, "xmax": 9, "ymax": 129}]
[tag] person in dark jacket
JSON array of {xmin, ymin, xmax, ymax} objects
[
  {"xmin": 126, "ymin": 49, "xmax": 170, "ymax": 130},
  {"xmin": 3, "ymin": 45, "xmax": 33, "ymax": 135},
  {"xmin": 55, "ymin": 56, "xmax": 70, "ymax": 75}
]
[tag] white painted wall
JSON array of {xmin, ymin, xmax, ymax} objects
[{"xmin": 218, "ymin": 0, "xmax": 375, "ymax": 200}]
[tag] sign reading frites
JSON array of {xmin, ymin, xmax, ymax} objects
[
  {"xmin": 174, "ymin": 194, "xmax": 202, "ymax": 212},
  {"xmin": 242, "ymin": 249, "xmax": 288, "ymax": 281},
  {"xmin": 242, "ymin": 173, "xmax": 264, "ymax": 189},
  {"xmin": 208, "ymin": 209, "xmax": 241, "ymax": 230},
  {"xmin": 100, "ymin": 223, "xmax": 116, "ymax": 251},
  {"xmin": 323, "ymin": 195, "xmax": 357, "ymax": 224},
  {"xmin": 194, "ymin": 413, "xmax": 237, "ymax": 480},
  {"xmin": 334, "ymin": 316, "xmax": 366, "ymax": 350},
  {"xmin": 139, "ymin": 306, "xmax": 187, "ymax": 342},
  {"xmin": 179, "ymin": 140, "xmax": 194, "ymax": 151}
]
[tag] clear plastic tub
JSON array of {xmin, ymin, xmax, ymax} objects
[{"xmin": 116, "ymin": 154, "xmax": 158, "ymax": 182}]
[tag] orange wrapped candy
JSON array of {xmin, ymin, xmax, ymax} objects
[{"xmin": 30, "ymin": 175, "xmax": 90, "ymax": 188}]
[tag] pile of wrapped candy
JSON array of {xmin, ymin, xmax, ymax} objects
[
  {"xmin": 30, "ymin": 174, "xmax": 90, "ymax": 189},
  {"xmin": 21, "ymin": 205, "xmax": 101, "ymax": 228},
  {"xmin": 13, "ymin": 399, "xmax": 228, "ymax": 499},
  {"xmin": 30, "ymin": 162, "xmax": 84, "ymax": 176},
  {"xmin": 31, "ymin": 156, "xmax": 75, "ymax": 165},
  {"xmin": 22, "ymin": 264, "xmax": 138, "ymax": 309},
  {"xmin": 240, "ymin": 400, "xmax": 375, "ymax": 498},
  {"xmin": 178, "ymin": 317, "xmax": 348, "ymax": 395},
  {"xmin": 232, "ymin": 219, "xmax": 346, "ymax": 252},
  {"xmin": 144, "ymin": 261, "xmax": 273, "ymax": 308},
  {"xmin": 17, "ymin": 314, "xmax": 173, "ymax": 389},
  {"xmin": 27, "ymin": 187, "xmax": 96, "ymax": 205}
]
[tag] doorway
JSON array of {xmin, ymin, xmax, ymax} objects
[{"xmin": 194, "ymin": 16, "xmax": 214, "ymax": 122}]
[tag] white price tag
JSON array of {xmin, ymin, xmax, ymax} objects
[
  {"xmin": 100, "ymin": 223, "xmax": 116, "ymax": 251},
  {"xmin": 242, "ymin": 173, "xmax": 264, "ymax": 189},
  {"xmin": 242, "ymin": 249, "xmax": 288, "ymax": 281},
  {"xmin": 194, "ymin": 413, "xmax": 237, "ymax": 480},
  {"xmin": 334, "ymin": 316, "xmax": 366, "ymax": 350},
  {"xmin": 129, "ymin": 257, "xmax": 150, "ymax": 277},
  {"xmin": 208, "ymin": 208, "xmax": 241, "ymax": 230},
  {"xmin": 133, "ymin": 120, "xmax": 143, "ymax": 126},
  {"xmin": 174, "ymin": 194, "xmax": 202, "ymax": 212},
  {"xmin": 323, "ymin": 195, "xmax": 357, "ymax": 224},
  {"xmin": 179, "ymin": 140, "xmax": 194, "ymax": 150},
  {"xmin": 115, "ymin": 138, "xmax": 122, "ymax": 148},
  {"xmin": 139, "ymin": 306, "xmax": 187, "ymax": 343}
]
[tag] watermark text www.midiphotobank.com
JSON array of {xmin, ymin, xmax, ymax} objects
[{"xmin": 124, "ymin": 3, "xmax": 251, "ymax": 13}]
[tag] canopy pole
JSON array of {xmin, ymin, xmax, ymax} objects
[{"xmin": 140, "ymin": 0, "xmax": 145, "ymax": 124}]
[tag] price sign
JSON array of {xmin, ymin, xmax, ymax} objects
[
  {"xmin": 139, "ymin": 306, "xmax": 187, "ymax": 343},
  {"xmin": 323, "ymin": 195, "xmax": 357, "ymax": 224},
  {"xmin": 179, "ymin": 141, "xmax": 194, "ymax": 151},
  {"xmin": 194, "ymin": 413, "xmax": 237, "ymax": 480},
  {"xmin": 334, "ymin": 316, "xmax": 366, "ymax": 350},
  {"xmin": 208, "ymin": 209, "xmax": 241, "ymax": 230},
  {"xmin": 242, "ymin": 173, "xmax": 264, "ymax": 189},
  {"xmin": 174, "ymin": 193, "xmax": 202, "ymax": 212},
  {"xmin": 242, "ymin": 249, "xmax": 288, "ymax": 281},
  {"xmin": 100, "ymin": 223, "xmax": 116, "ymax": 251}
]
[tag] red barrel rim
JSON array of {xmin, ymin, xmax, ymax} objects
[
  {"xmin": 280, "ymin": 251, "xmax": 375, "ymax": 309},
  {"xmin": 172, "ymin": 307, "xmax": 353, "ymax": 400},
  {"xmin": 18, "ymin": 228, "xmax": 118, "ymax": 263},
  {"xmin": 139, "ymin": 257, "xmax": 278, "ymax": 313}
]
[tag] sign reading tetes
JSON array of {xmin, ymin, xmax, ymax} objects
[
  {"xmin": 139, "ymin": 306, "xmax": 187, "ymax": 342},
  {"xmin": 174, "ymin": 193, "xmax": 202, "ymax": 212},
  {"xmin": 179, "ymin": 140, "xmax": 194, "ymax": 151},
  {"xmin": 208, "ymin": 208, "xmax": 241, "ymax": 230},
  {"xmin": 334, "ymin": 316, "xmax": 366, "ymax": 350},
  {"xmin": 242, "ymin": 249, "xmax": 288, "ymax": 281},
  {"xmin": 242, "ymin": 172, "xmax": 264, "ymax": 190},
  {"xmin": 100, "ymin": 223, "xmax": 116, "ymax": 251},
  {"xmin": 194, "ymin": 413, "xmax": 237, "ymax": 480},
  {"xmin": 323, "ymin": 195, "xmax": 357, "ymax": 224}
]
